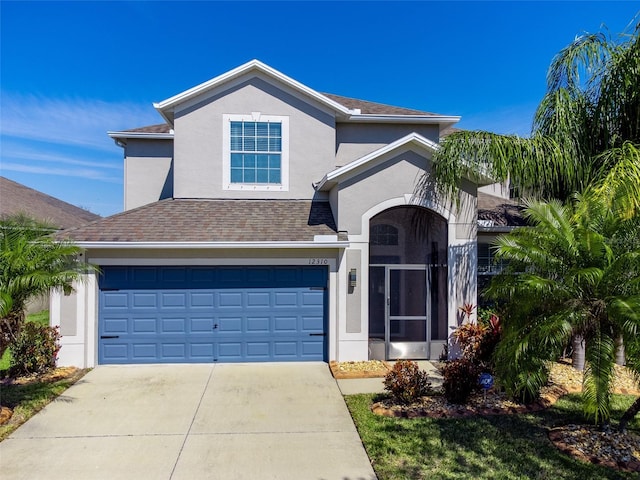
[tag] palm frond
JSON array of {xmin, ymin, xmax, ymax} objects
[{"xmin": 583, "ymin": 332, "xmax": 616, "ymax": 424}]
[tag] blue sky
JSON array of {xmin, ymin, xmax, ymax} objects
[{"xmin": 1, "ymin": 1, "xmax": 638, "ymax": 217}]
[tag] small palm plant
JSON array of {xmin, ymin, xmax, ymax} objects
[{"xmin": 0, "ymin": 215, "xmax": 95, "ymax": 359}]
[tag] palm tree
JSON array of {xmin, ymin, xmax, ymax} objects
[
  {"xmin": 424, "ymin": 16, "xmax": 640, "ymax": 428},
  {"xmin": 430, "ymin": 20, "xmax": 640, "ymax": 214},
  {"xmin": 0, "ymin": 215, "xmax": 93, "ymax": 358},
  {"xmin": 486, "ymin": 195, "xmax": 640, "ymax": 426}
]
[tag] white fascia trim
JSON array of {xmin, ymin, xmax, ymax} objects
[
  {"xmin": 76, "ymin": 241, "xmax": 350, "ymax": 249},
  {"xmin": 107, "ymin": 131, "xmax": 174, "ymax": 145},
  {"xmin": 315, "ymin": 132, "xmax": 440, "ymax": 190},
  {"xmin": 153, "ymin": 59, "xmax": 353, "ymax": 122},
  {"xmin": 344, "ymin": 114, "xmax": 461, "ymax": 125}
]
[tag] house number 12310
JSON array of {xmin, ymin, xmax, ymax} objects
[{"xmin": 308, "ymin": 258, "xmax": 328, "ymax": 265}]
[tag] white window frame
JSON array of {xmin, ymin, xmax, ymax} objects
[{"xmin": 222, "ymin": 113, "xmax": 289, "ymax": 191}]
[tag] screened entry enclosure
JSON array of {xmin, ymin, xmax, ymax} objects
[{"xmin": 369, "ymin": 207, "xmax": 448, "ymax": 359}]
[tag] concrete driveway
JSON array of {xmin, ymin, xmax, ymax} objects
[{"xmin": 0, "ymin": 363, "xmax": 376, "ymax": 480}]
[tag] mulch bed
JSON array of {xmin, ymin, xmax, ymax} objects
[
  {"xmin": 333, "ymin": 359, "xmax": 640, "ymax": 473},
  {"xmin": 329, "ymin": 360, "xmax": 391, "ymax": 379}
]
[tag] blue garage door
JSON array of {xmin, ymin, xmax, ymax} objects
[{"xmin": 98, "ymin": 266, "xmax": 327, "ymax": 364}]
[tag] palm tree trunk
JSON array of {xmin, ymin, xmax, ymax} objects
[
  {"xmin": 572, "ymin": 335, "xmax": 586, "ymax": 371},
  {"xmin": 619, "ymin": 396, "xmax": 640, "ymax": 431},
  {"xmin": 615, "ymin": 336, "xmax": 625, "ymax": 366}
]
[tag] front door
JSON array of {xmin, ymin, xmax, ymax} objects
[{"xmin": 387, "ymin": 266, "xmax": 429, "ymax": 359}]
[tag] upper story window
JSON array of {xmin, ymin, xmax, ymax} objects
[
  {"xmin": 223, "ymin": 114, "xmax": 289, "ymax": 191},
  {"xmin": 230, "ymin": 121, "xmax": 281, "ymax": 184}
]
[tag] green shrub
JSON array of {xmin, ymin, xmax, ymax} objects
[
  {"xmin": 383, "ymin": 360, "xmax": 432, "ymax": 404},
  {"xmin": 442, "ymin": 358, "xmax": 480, "ymax": 404},
  {"xmin": 10, "ymin": 323, "xmax": 61, "ymax": 375}
]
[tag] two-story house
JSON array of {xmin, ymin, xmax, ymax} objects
[{"xmin": 54, "ymin": 60, "xmax": 494, "ymax": 367}]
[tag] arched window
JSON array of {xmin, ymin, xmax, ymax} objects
[{"xmin": 370, "ymin": 224, "xmax": 398, "ymax": 245}]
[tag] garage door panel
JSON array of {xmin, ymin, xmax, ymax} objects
[
  {"xmin": 131, "ymin": 293, "xmax": 156, "ymax": 308},
  {"xmin": 102, "ymin": 343, "xmax": 128, "ymax": 361},
  {"xmin": 133, "ymin": 318, "xmax": 156, "ymax": 333},
  {"xmin": 162, "ymin": 343, "xmax": 186, "ymax": 358},
  {"xmin": 99, "ymin": 266, "xmax": 326, "ymax": 364},
  {"xmin": 132, "ymin": 343, "xmax": 157, "ymax": 359},
  {"xmin": 302, "ymin": 291, "xmax": 323, "ymax": 305},
  {"xmin": 161, "ymin": 293, "xmax": 187, "ymax": 308},
  {"xmin": 247, "ymin": 317, "xmax": 269, "ymax": 332},
  {"xmin": 103, "ymin": 293, "xmax": 129, "ymax": 308},
  {"xmin": 247, "ymin": 292, "xmax": 270, "ymax": 306},
  {"xmin": 191, "ymin": 317, "xmax": 213, "ymax": 332},
  {"xmin": 218, "ymin": 342, "xmax": 242, "ymax": 359},
  {"xmin": 161, "ymin": 318, "xmax": 186, "ymax": 332},
  {"xmin": 301, "ymin": 341, "xmax": 324, "ymax": 357},
  {"xmin": 103, "ymin": 317, "xmax": 128, "ymax": 334},
  {"xmin": 274, "ymin": 316, "xmax": 297, "ymax": 332},
  {"xmin": 190, "ymin": 292, "xmax": 214, "ymax": 307},
  {"xmin": 132, "ymin": 267, "xmax": 158, "ymax": 283},
  {"xmin": 190, "ymin": 343, "xmax": 214, "ymax": 359},
  {"xmin": 302, "ymin": 316, "xmax": 323, "ymax": 331},
  {"xmin": 246, "ymin": 342, "xmax": 270, "ymax": 357},
  {"xmin": 274, "ymin": 292, "xmax": 297, "ymax": 306},
  {"xmin": 219, "ymin": 292, "xmax": 242, "ymax": 307}
]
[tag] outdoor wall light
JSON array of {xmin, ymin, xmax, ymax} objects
[{"xmin": 349, "ymin": 268, "xmax": 357, "ymax": 288}]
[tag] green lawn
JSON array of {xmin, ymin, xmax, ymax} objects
[
  {"xmin": 0, "ymin": 368, "xmax": 88, "ymax": 441},
  {"xmin": 345, "ymin": 393, "xmax": 640, "ymax": 480},
  {"xmin": 0, "ymin": 310, "xmax": 50, "ymax": 371}
]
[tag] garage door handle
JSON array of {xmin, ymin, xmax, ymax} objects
[
  {"xmin": 309, "ymin": 333, "xmax": 326, "ymax": 337},
  {"xmin": 100, "ymin": 335, "xmax": 120, "ymax": 339}
]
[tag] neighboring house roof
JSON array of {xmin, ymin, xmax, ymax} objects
[
  {"xmin": 477, "ymin": 192, "xmax": 526, "ymax": 230},
  {"xmin": 57, "ymin": 199, "xmax": 346, "ymax": 247},
  {"xmin": 0, "ymin": 176, "xmax": 101, "ymax": 230}
]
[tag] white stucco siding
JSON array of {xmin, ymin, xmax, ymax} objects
[
  {"xmin": 124, "ymin": 139, "xmax": 174, "ymax": 210},
  {"xmin": 335, "ymin": 150, "xmax": 428, "ymax": 235},
  {"xmin": 335, "ymin": 123, "xmax": 440, "ymax": 168},
  {"xmin": 172, "ymin": 76, "xmax": 336, "ymax": 200}
]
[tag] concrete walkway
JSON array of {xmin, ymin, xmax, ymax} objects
[{"xmin": 0, "ymin": 363, "xmax": 376, "ymax": 480}]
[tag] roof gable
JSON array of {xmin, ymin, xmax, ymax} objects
[
  {"xmin": 154, "ymin": 60, "xmax": 353, "ymax": 125},
  {"xmin": 315, "ymin": 133, "xmax": 493, "ymax": 191},
  {"xmin": 315, "ymin": 133, "xmax": 440, "ymax": 191},
  {"xmin": 152, "ymin": 60, "xmax": 460, "ymax": 128}
]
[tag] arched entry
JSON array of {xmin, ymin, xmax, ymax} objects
[{"xmin": 369, "ymin": 206, "xmax": 448, "ymax": 359}]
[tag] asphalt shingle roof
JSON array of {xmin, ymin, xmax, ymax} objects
[
  {"xmin": 58, "ymin": 199, "xmax": 340, "ymax": 243},
  {"xmin": 0, "ymin": 177, "xmax": 101, "ymax": 230},
  {"xmin": 322, "ymin": 93, "xmax": 440, "ymax": 116},
  {"xmin": 477, "ymin": 192, "xmax": 525, "ymax": 227}
]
